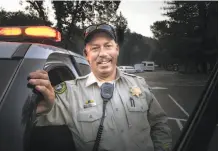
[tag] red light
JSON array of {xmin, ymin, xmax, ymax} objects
[{"xmin": 56, "ymin": 31, "xmax": 61, "ymax": 42}]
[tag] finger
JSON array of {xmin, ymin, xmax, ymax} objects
[
  {"xmin": 35, "ymin": 85, "xmax": 54, "ymax": 101},
  {"xmin": 29, "ymin": 70, "xmax": 47, "ymax": 76},
  {"xmin": 36, "ymin": 69, "xmax": 48, "ymax": 74},
  {"xmin": 36, "ymin": 101, "xmax": 49, "ymax": 114},
  {"xmin": 29, "ymin": 72, "xmax": 49, "ymax": 80},
  {"xmin": 28, "ymin": 79, "xmax": 51, "ymax": 88}
]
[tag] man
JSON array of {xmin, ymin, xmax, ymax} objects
[{"xmin": 28, "ymin": 24, "xmax": 172, "ymax": 151}]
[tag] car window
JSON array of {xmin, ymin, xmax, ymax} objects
[
  {"xmin": 46, "ymin": 64, "xmax": 76, "ymax": 86},
  {"xmin": 0, "ymin": 59, "xmax": 21, "ymax": 103},
  {"xmin": 77, "ymin": 63, "xmax": 91, "ymax": 76},
  {"xmin": 73, "ymin": 56, "xmax": 91, "ymax": 76}
]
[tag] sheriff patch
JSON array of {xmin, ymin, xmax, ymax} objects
[{"xmin": 54, "ymin": 82, "xmax": 67, "ymax": 94}]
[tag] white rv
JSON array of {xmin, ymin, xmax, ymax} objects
[{"xmin": 142, "ymin": 61, "xmax": 155, "ymax": 71}]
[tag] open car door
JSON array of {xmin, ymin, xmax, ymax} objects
[{"xmin": 173, "ymin": 63, "xmax": 217, "ymax": 151}]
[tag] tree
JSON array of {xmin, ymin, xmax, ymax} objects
[
  {"xmin": 20, "ymin": 0, "xmax": 51, "ymax": 25},
  {"xmin": 18, "ymin": 0, "xmax": 128, "ymax": 55},
  {"xmin": 0, "ymin": 9, "xmax": 51, "ymax": 26},
  {"xmin": 51, "ymin": 1, "xmax": 123, "ymax": 48},
  {"xmin": 23, "ymin": 0, "xmax": 125, "ymax": 54},
  {"xmin": 118, "ymin": 31, "xmax": 158, "ymax": 66},
  {"xmin": 151, "ymin": 1, "xmax": 218, "ymax": 73}
]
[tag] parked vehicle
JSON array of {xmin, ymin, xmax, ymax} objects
[
  {"xmin": 118, "ymin": 66, "xmax": 136, "ymax": 73},
  {"xmin": 142, "ymin": 61, "xmax": 155, "ymax": 71},
  {"xmin": 134, "ymin": 63, "xmax": 144, "ymax": 72},
  {"xmin": 0, "ymin": 26, "xmax": 90, "ymax": 151},
  {"xmin": 166, "ymin": 64, "xmax": 179, "ymax": 71}
]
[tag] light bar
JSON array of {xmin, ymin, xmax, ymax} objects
[
  {"xmin": 0, "ymin": 26, "xmax": 61, "ymax": 42},
  {"xmin": 0, "ymin": 27, "xmax": 22, "ymax": 36},
  {"xmin": 25, "ymin": 26, "xmax": 61, "ymax": 41}
]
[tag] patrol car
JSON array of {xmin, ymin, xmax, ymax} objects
[{"xmin": 0, "ymin": 26, "xmax": 89, "ymax": 151}]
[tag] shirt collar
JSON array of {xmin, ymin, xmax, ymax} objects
[{"xmin": 85, "ymin": 67, "xmax": 122, "ymax": 87}]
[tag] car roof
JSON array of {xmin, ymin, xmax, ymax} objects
[
  {"xmin": 0, "ymin": 41, "xmax": 86, "ymax": 61},
  {"xmin": 0, "ymin": 42, "xmax": 23, "ymax": 58}
]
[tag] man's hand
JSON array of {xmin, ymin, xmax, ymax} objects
[{"xmin": 28, "ymin": 70, "xmax": 55, "ymax": 114}]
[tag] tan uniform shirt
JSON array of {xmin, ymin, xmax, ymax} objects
[{"xmin": 37, "ymin": 69, "xmax": 172, "ymax": 151}]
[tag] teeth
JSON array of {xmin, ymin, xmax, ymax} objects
[{"xmin": 100, "ymin": 61, "xmax": 110, "ymax": 64}]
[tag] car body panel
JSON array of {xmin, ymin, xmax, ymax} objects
[
  {"xmin": 24, "ymin": 44, "xmax": 69, "ymax": 59},
  {"xmin": 0, "ymin": 58, "xmax": 47, "ymax": 151}
]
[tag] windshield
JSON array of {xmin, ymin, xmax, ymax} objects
[{"xmin": 147, "ymin": 64, "xmax": 154, "ymax": 66}]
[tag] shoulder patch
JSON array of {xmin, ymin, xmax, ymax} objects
[{"xmin": 54, "ymin": 82, "xmax": 67, "ymax": 94}]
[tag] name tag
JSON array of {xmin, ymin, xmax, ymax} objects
[{"xmin": 84, "ymin": 100, "xmax": 96, "ymax": 108}]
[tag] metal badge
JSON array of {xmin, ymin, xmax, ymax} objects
[{"xmin": 130, "ymin": 86, "xmax": 142, "ymax": 97}]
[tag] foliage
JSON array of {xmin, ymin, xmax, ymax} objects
[
  {"xmin": 151, "ymin": 1, "xmax": 218, "ymax": 73},
  {"xmin": 0, "ymin": 8, "xmax": 51, "ymax": 26},
  {"xmin": 23, "ymin": 0, "xmax": 127, "ymax": 54}
]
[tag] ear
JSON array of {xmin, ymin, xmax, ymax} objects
[
  {"xmin": 84, "ymin": 48, "xmax": 90, "ymax": 64},
  {"xmin": 116, "ymin": 44, "xmax": 120, "ymax": 55},
  {"xmin": 83, "ymin": 48, "xmax": 87, "ymax": 56}
]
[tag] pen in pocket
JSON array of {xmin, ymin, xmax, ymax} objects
[{"xmin": 130, "ymin": 97, "xmax": 135, "ymax": 107}]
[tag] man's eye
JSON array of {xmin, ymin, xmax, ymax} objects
[
  {"xmin": 106, "ymin": 45, "xmax": 112, "ymax": 48},
  {"xmin": 91, "ymin": 47, "xmax": 99, "ymax": 51}
]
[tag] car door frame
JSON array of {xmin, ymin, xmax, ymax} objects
[{"xmin": 173, "ymin": 63, "xmax": 218, "ymax": 151}]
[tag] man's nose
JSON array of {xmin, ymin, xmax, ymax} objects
[{"xmin": 98, "ymin": 46, "xmax": 107, "ymax": 57}]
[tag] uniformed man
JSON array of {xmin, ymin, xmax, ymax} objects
[{"xmin": 28, "ymin": 23, "xmax": 172, "ymax": 151}]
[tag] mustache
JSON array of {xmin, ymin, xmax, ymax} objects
[{"xmin": 97, "ymin": 57, "xmax": 111, "ymax": 63}]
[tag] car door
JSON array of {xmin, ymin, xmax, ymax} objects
[
  {"xmin": 0, "ymin": 45, "xmax": 79, "ymax": 151},
  {"xmin": 30, "ymin": 53, "xmax": 80, "ymax": 151},
  {"xmin": 172, "ymin": 63, "xmax": 217, "ymax": 151},
  {"xmin": 0, "ymin": 46, "xmax": 49, "ymax": 151}
]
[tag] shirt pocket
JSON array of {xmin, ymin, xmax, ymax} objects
[
  {"xmin": 126, "ymin": 97, "xmax": 150, "ymax": 130},
  {"xmin": 77, "ymin": 107, "xmax": 104, "ymax": 143}
]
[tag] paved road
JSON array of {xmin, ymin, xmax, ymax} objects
[{"xmin": 136, "ymin": 70, "xmax": 209, "ymax": 147}]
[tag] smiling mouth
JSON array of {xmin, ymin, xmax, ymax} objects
[{"xmin": 98, "ymin": 60, "xmax": 111, "ymax": 65}]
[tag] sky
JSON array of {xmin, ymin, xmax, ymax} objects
[
  {"xmin": 118, "ymin": 0, "xmax": 168, "ymax": 37},
  {"xmin": 0, "ymin": 0, "xmax": 167, "ymax": 38}
]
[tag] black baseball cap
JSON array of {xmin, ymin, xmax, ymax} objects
[{"xmin": 84, "ymin": 23, "xmax": 117, "ymax": 44}]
